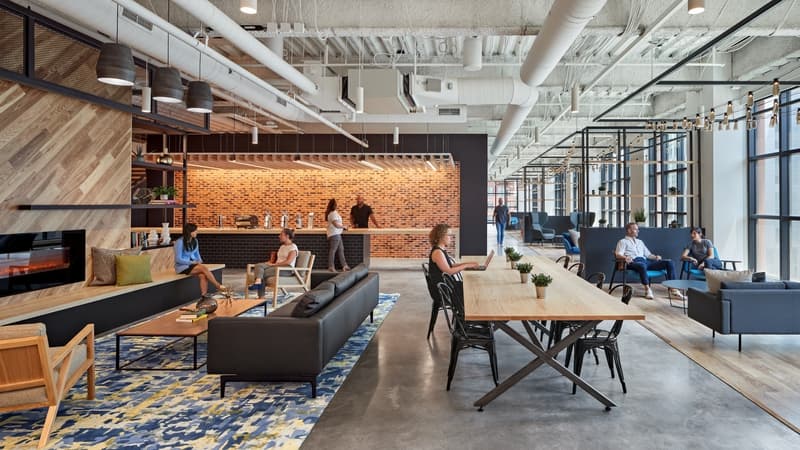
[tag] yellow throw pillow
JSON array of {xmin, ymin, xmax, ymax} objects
[
  {"xmin": 704, "ymin": 269, "xmax": 752, "ymax": 294},
  {"xmin": 115, "ymin": 254, "xmax": 152, "ymax": 286}
]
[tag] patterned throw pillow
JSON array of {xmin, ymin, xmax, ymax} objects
[
  {"xmin": 90, "ymin": 247, "xmax": 141, "ymax": 286},
  {"xmin": 704, "ymin": 269, "xmax": 752, "ymax": 294},
  {"xmin": 115, "ymin": 254, "xmax": 153, "ymax": 286}
]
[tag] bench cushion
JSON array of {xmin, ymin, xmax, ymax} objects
[
  {"xmin": 291, "ymin": 282, "xmax": 336, "ymax": 317},
  {"xmin": 115, "ymin": 254, "xmax": 153, "ymax": 286},
  {"xmin": 90, "ymin": 247, "xmax": 141, "ymax": 286}
]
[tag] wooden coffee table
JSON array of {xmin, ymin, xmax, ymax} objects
[{"xmin": 116, "ymin": 298, "xmax": 267, "ymax": 370}]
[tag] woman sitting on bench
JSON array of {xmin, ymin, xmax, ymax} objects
[{"xmin": 174, "ymin": 223, "xmax": 226, "ymax": 298}]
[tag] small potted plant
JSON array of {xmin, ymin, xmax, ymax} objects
[
  {"xmin": 532, "ymin": 273, "xmax": 553, "ymax": 299},
  {"xmin": 670, "ymin": 219, "xmax": 679, "ymax": 228},
  {"xmin": 633, "ymin": 208, "xmax": 646, "ymax": 226},
  {"xmin": 508, "ymin": 251, "xmax": 523, "ymax": 269},
  {"xmin": 668, "ymin": 186, "xmax": 679, "ymax": 195},
  {"xmin": 134, "ymin": 145, "xmax": 145, "ymax": 162},
  {"xmin": 504, "ymin": 246, "xmax": 516, "ymax": 262},
  {"xmin": 598, "ymin": 184, "xmax": 606, "ymax": 193},
  {"xmin": 598, "ymin": 218, "xmax": 607, "ymax": 227},
  {"xmin": 516, "ymin": 262, "xmax": 533, "ymax": 283},
  {"xmin": 153, "ymin": 185, "xmax": 177, "ymax": 200}
]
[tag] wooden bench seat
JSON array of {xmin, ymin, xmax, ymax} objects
[{"xmin": 1, "ymin": 264, "xmax": 225, "ymax": 345}]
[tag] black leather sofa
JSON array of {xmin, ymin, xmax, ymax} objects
[
  {"xmin": 688, "ymin": 280, "xmax": 800, "ymax": 351},
  {"xmin": 207, "ymin": 264, "xmax": 379, "ymax": 397}
]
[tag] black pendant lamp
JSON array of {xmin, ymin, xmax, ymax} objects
[
  {"xmin": 186, "ymin": 52, "xmax": 213, "ymax": 113},
  {"xmin": 152, "ymin": 1, "xmax": 183, "ymax": 103},
  {"xmin": 96, "ymin": 6, "xmax": 135, "ymax": 86}
]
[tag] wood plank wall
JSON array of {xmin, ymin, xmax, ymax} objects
[{"xmin": 0, "ymin": 80, "xmax": 132, "ymax": 313}]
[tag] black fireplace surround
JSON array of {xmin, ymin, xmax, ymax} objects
[{"xmin": 0, "ymin": 230, "xmax": 85, "ymax": 298}]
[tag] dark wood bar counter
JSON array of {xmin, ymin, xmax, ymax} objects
[{"xmin": 131, "ymin": 227, "xmax": 458, "ymax": 269}]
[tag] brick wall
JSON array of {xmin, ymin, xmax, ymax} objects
[{"xmin": 175, "ymin": 166, "xmax": 460, "ymax": 258}]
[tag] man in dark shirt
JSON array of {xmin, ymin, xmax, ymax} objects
[
  {"xmin": 493, "ymin": 198, "xmax": 510, "ymax": 245},
  {"xmin": 350, "ymin": 194, "xmax": 381, "ymax": 228}
]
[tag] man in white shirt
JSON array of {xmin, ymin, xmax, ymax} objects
[
  {"xmin": 615, "ymin": 223, "xmax": 682, "ymax": 300},
  {"xmin": 248, "ymin": 228, "xmax": 299, "ymax": 299}
]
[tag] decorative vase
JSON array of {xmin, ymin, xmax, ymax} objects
[
  {"xmin": 147, "ymin": 229, "xmax": 159, "ymax": 247},
  {"xmin": 536, "ymin": 285, "xmax": 547, "ymax": 299},
  {"xmin": 520, "ymin": 272, "xmax": 529, "ymax": 283},
  {"xmin": 161, "ymin": 223, "xmax": 171, "ymax": 245},
  {"xmin": 196, "ymin": 297, "xmax": 218, "ymax": 314}
]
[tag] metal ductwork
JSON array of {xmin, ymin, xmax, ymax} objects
[
  {"xmin": 490, "ymin": 0, "xmax": 607, "ymax": 158},
  {"xmin": 170, "ymin": 0, "xmax": 317, "ymax": 95},
  {"xmin": 26, "ymin": 0, "xmax": 367, "ymax": 147}
]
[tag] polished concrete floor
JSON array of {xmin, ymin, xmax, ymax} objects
[{"xmin": 288, "ymin": 231, "xmax": 800, "ymax": 449}]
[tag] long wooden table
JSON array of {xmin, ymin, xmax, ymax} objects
[
  {"xmin": 116, "ymin": 298, "xmax": 267, "ymax": 370},
  {"xmin": 462, "ymin": 253, "xmax": 645, "ymax": 410}
]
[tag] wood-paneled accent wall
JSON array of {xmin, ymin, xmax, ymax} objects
[{"xmin": 0, "ymin": 80, "xmax": 132, "ymax": 315}]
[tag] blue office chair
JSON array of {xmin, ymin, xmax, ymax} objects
[
  {"xmin": 561, "ymin": 232, "xmax": 580, "ymax": 255},
  {"xmin": 679, "ymin": 247, "xmax": 739, "ymax": 280},
  {"xmin": 608, "ymin": 256, "xmax": 667, "ymax": 293}
]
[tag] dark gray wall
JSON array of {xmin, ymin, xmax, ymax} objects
[
  {"xmin": 580, "ymin": 227, "xmax": 692, "ymax": 283},
  {"xmin": 157, "ymin": 133, "xmax": 488, "ymax": 257}
]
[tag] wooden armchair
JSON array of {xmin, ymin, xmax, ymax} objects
[
  {"xmin": 245, "ymin": 251, "xmax": 316, "ymax": 307},
  {"xmin": 0, "ymin": 323, "xmax": 95, "ymax": 448}
]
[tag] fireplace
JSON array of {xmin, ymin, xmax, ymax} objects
[{"xmin": 0, "ymin": 230, "xmax": 85, "ymax": 298}]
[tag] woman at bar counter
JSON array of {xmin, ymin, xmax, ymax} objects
[
  {"xmin": 429, "ymin": 224, "xmax": 479, "ymax": 292},
  {"xmin": 174, "ymin": 223, "xmax": 226, "ymax": 298},
  {"xmin": 325, "ymin": 199, "xmax": 351, "ymax": 272}
]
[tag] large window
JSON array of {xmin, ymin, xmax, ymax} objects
[
  {"xmin": 487, "ymin": 180, "xmax": 519, "ymax": 224},
  {"xmin": 749, "ymin": 88, "xmax": 800, "ymax": 280}
]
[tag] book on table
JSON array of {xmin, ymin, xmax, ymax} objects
[{"xmin": 176, "ymin": 314, "xmax": 207, "ymax": 323}]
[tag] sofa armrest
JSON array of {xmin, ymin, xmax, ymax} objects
[
  {"xmin": 687, "ymin": 288, "xmax": 729, "ymax": 334},
  {"xmin": 207, "ymin": 317, "xmax": 323, "ymax": 376}
]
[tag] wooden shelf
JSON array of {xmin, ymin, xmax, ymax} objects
[
  {"xmin": 19, "ymin": 204, "xmax": 195, "ymax": 210},
  {"xmin": 132, "ymin": 160, "xmax": 185, "ymax": 172}
]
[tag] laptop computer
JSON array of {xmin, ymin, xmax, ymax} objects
[{"xmin": 465, "ymin": 249, "xmax": 495, "ymax": 271}]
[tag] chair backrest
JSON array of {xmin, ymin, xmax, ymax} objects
[
  {"xmin": 556, "ymin": 255, "xmax": 571, "ymax": 269},
  {"xmin": 713, "ymin": 247, "xmax": 720, "ymax": 259},
  {"xmin": 295, "ymin": 250, "xmax": 311, "ymax": 269},
  {"xmin": 585, "ymin": 272, "xmax": 605, "ymax": 289},
  {"xmin": 0, "ymin": 323, "xmax": 54, "ymax": 408},
  {"xmin": 568, "ymin": 262, "xmax": 585, "ymax": 277},
  {"xmin": 422, "ymin": 263, "xmax": 441, "ymax": 306},
  {"xmin": 436, "ymin": 274, "xmax": 468, "ymax": 338},
  {"xmin": 606, "ymin": 284, "xmax": 633, "ymax": 337}
]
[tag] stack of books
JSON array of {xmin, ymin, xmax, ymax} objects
[
  {"xmin": 150, "ymin": 199, "xmax": 178, "ymax": 205},
  {"xmin": 176, "ymin": 309, "xmax": 208, "ymax": 323}
]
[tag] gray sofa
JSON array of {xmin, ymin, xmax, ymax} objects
[
  {"xmin": 207, "ymin": 264, "xmax": 379, "ymax": 397},
  {"xmin": 687, "ymin": 280, "xmax": 800, "ymax": 351}
]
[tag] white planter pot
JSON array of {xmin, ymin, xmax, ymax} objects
[
  {"xmin": 520, "ymin": 272, "xmax": 529, "ymax": 283},
  {"xmin": 160, "ymin": 194, "xmax": 168, "ymax": 200},
  {"xmin": 535, "ymin": 285, "xmax": 547, "ymax": 299}
]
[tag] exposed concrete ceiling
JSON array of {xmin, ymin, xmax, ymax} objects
[{"xmin": 129, "ymin": 1, "xmax": 800, "ymax": 177}]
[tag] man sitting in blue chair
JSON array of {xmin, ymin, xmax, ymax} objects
[{"xmin": 615, "ymin": 223, "xmax": 683, "ymax": 300}]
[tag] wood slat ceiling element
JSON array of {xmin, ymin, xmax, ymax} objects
[{"xmin": 142, "ymin": 153, "xmax": 455, "ymax": 171}]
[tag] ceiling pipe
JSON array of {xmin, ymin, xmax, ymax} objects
[
  {"xmin": 170, "ymin": 0, "xmax": 317, "ymax": 95},
  {"xmin": 28, "ymin": 0, "xmax": 367, "ymax": 147},
  {"xmin": 490, "ymin": 0, "xmax": 607, "ymax": 158}
]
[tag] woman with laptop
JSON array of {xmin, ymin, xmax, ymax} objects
[{"xmin": 428, "ymin": 224, "xmax": 479, "ymax": 291}]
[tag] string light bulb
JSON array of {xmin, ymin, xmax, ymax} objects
[
  {"xmin": 709, "ymin": 108, "xmax": 716, "ymax": 122},
  {"xmin": 682, "ymin": 117, "xmax": 689, "ymax": 129},
  {"xmin": 726, "ymin": 101, "xmax": 734, "ymax": 116},
  {"xmin": 695, "ymin": 113, "xmax": 702, "ymax": 127},
  {"xmin": 746, "ymin": 91, "xmax": 754, "ymax": 107},
  {"xmin": 773, "ymin": 78, "xmax": 780, "ymax": 97},
  {"xmin": 733, "ymin": 119, "xmax": 738, "ymax": 130},
  {"xmin": 797, "ymin": 108, "xmax": 800, "ymax": 125}
]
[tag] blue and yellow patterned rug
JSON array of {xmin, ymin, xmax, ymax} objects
[{"xmin": 0, "ymin": 293, "xmax": 399, "ymax": 449}]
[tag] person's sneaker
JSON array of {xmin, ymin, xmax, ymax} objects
[
  {"xmin": 670, "ymin": 289, "xmax": 686, "ymax": 300},
  {"xmin": 644, "ymin": 287, "xmax": 654, "ymax": 299},
  {"xmin": 248, "ymin": 283, "xmax": 262, "ymax": 291}
]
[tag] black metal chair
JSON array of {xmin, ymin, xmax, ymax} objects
[
  {"xmin": 568, "ymin": 262, "xmax": 585, "ymax": 277},
  {"xmin": 436, "ymin": 276, "xmax": 499, "ymax": 391},
  {"xmin": 555, "ymin": 255, "xmax": 571, "ymax": 269},
  {"xmin": 422, "ymin": 263, "xmax": 449, "ymax": 339},
  {"xmin": 571, "ymin": 284, "xmax": 633, "ymax": 395},
  {"xmin": 585, "ymin": 272, "xmax": 606, "ymax": 290}
]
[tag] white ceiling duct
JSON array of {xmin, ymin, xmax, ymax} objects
[
  {"xmin": 27, "ymin": 0, "xmax": 367, "ymax": 147},
  {"xmin": 171, "ymin": 0, "xmax": 317, "ymax": 95},
  {"xmin": 490, "ymin": 0, "xmax": 607, "ymax": 157}
]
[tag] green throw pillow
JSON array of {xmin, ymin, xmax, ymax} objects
[{"xmin": 115, "ymin": 254, "xmax": 152, "ymax": 286}]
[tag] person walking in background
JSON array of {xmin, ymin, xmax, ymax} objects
[
  {"xmin": 326, "ymin": 199, "xmax": 350, "ymax": 272},
  {"xmin": 174, "ymin": 223, "xmax": 226, "ymax": 298},
  {"xmin": 248, "ymin": 228, "xmax": 299, "ymax": 299},
  {"xmin": 493, "ymin": 198, "xmax": 510, "ymax": 246},
  {"xmin": 615, "ymin": 222, "xmax": 682, "ymax": 300},
  {"xmin": 350, "ymin": 194, "xmax": 381, "ymax": 228},
  {"xmin": 681, "ymin": 227, "xmax": 723, "ymax": 271}
]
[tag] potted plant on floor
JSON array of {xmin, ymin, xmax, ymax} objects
[
  {"xmin": 633, "ymin": 208, "xmax": 646, "ymax": 227},
  {"xmin": 516, "ymin": 262, "xmax": 533, "ymax": 283},
  {"xmin": 532, "ymin": 273, "xmax": 553, "ymax": 299},
  {"xmin": 153, "ymin": 185, "xmax": 177, "ymax": 200},
  {"xmin": 504, "ymin": 246, "xmax": 516, "ymax": 262},
  {"xmin": 508, "ymin": 251, "xmax": 523, "ymax": 269}
]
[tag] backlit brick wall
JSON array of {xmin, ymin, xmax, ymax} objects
[{"xmin": 175, "ymin": 166, "xmax": 460, "ymax": 258}]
